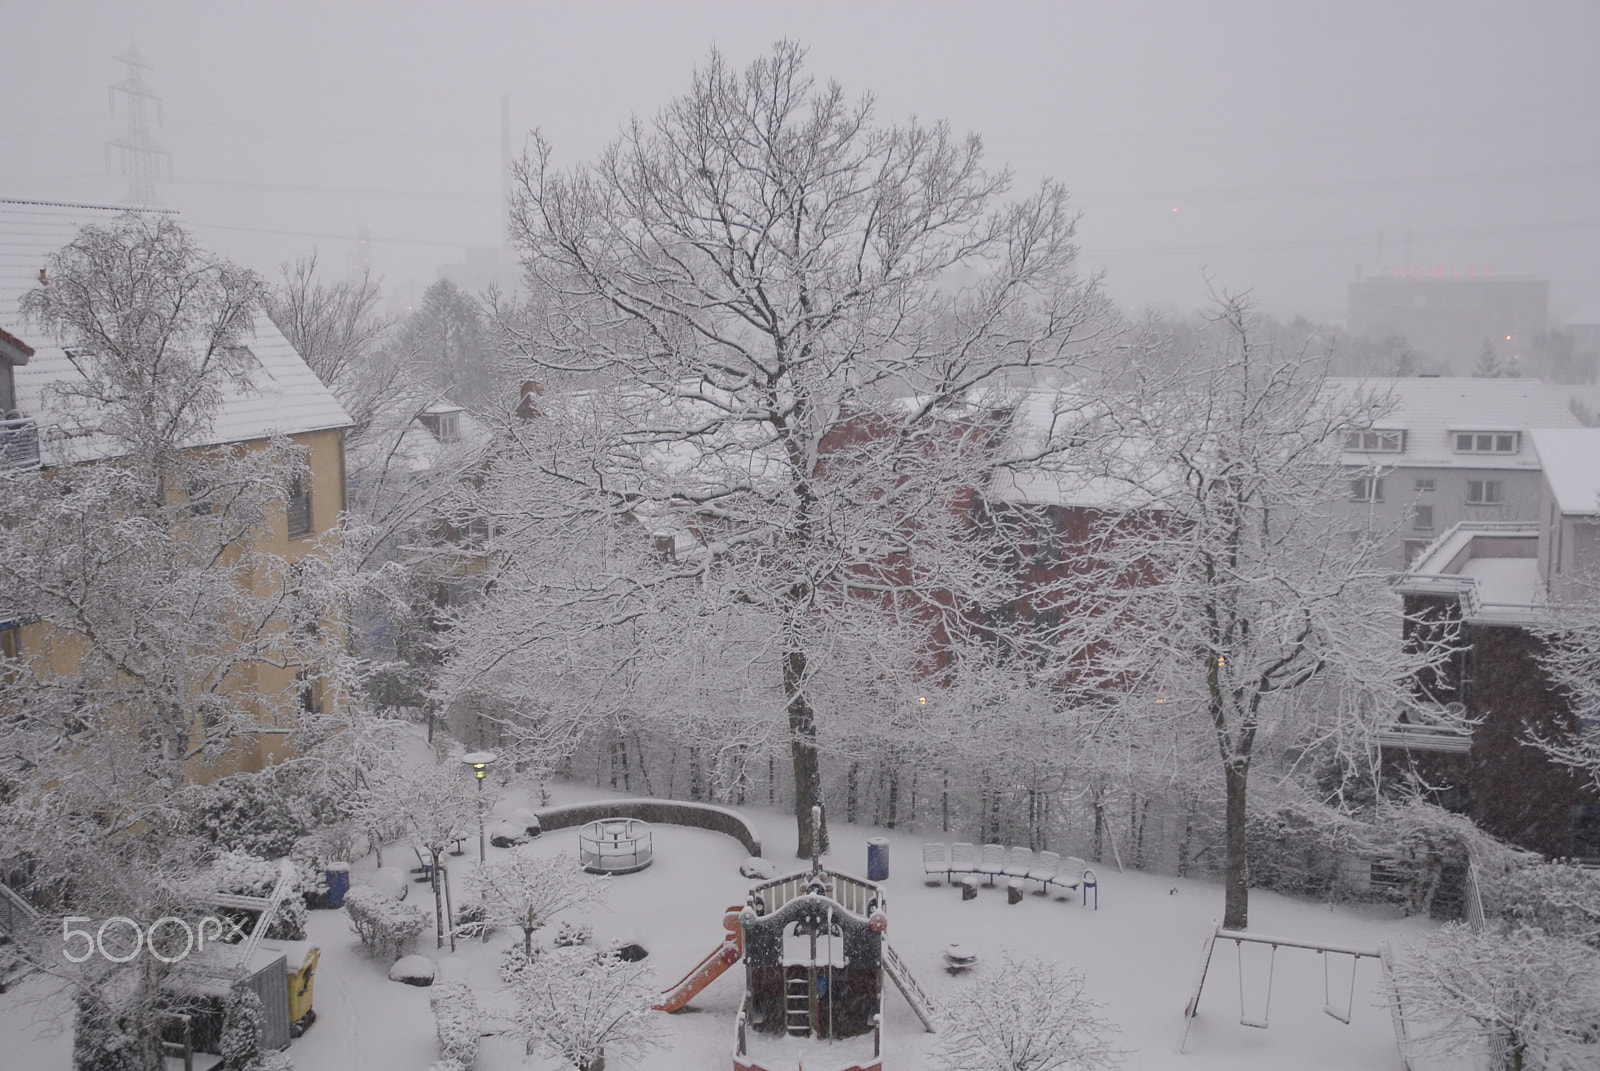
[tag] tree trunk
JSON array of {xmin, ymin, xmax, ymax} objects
[
  {"xmin": 1223, "ymin": 762, "xmax": 1250, "ymax": 930},
  {"xmin": 786, "ymin": 648, "xmax": 827, "ymax": 859},
  {"xmin": 432, "ymin": 850, "xmax": 447, "ymax": 948}
]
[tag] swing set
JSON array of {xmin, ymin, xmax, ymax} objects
[{"xmin": 1177, "ymin": 919, "xmax": 1381, "ymax": 1054}]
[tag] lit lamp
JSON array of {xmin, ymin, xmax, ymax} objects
[{"xmin": 461, "ymin": 751, "xmax": 497, "ymax": 863}]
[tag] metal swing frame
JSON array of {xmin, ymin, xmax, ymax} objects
[{"xmin": 1177, "ymin": 919, "xmax": 1381, "ymax": 1053}]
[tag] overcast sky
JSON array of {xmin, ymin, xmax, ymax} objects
[{"xmin": 5, "ymin": 1, "xmax": 1598, "ymax": 323}]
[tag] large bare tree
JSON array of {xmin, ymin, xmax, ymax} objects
[{"xmin": 444, "ymin": 42, "xmax": 1111, "ymax": 857}]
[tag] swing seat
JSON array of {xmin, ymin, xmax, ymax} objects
[{"xmin": 1321, "ymin": 949, "xmax": 1359, "ymax": 1025}]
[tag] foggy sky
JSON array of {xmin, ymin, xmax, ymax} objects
[{"xmin": 5, "ymin": 1, "xmax": 1598, "ymax": 323}]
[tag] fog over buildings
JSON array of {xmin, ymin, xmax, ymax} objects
[{"xmin": 4, "ymin": 2, "xmax": 1599, "ymax": 331}]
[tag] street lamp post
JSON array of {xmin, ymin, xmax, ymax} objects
[{"xmin": 461, "ymin": 751, "xmax": 497, "ymax": 863}]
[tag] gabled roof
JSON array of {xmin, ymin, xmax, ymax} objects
[
  {"xmin": 1326, "ymin": 376, "xmax": 1581, "ymax": 471},
  {"xmin": 1529, "ymin": 428, "xmax": 1600, "ymax": 516},
  {"xmin": 0, "ymin": 199, "xmax": 351, "ymax": 464}
]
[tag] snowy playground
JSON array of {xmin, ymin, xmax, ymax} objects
[{"xmin": 1, "ymin": 773, "xmax": 1447, "ymax": 1071}]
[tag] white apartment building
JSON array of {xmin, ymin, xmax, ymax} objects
[{"xmin": 1331, "ymin": 377, "xmax": 1582, "ymax": 569}]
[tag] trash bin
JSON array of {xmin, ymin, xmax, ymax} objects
[
  {"xmin": 867, "ymin": 837, "xmax": 890, "ymax": 881},
  {"xmin": 324, "ymin": 863, "xmax": 350, "ymax": 909}
]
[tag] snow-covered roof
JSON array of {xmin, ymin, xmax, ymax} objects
[
  {"xmin": 985, "ymin": 387, "xmax": 1169, "ymax": 511},
  {"xmin": 1529, "ymin": 428, "xmax": 1600, "ymax": 516},
  {"xmin": 1562, "ymin": 300, "xmax": 1600, "ymax": 329},
  {"xmin": 1325, "ymin": 376, "xmax": 1581, "ymax": 471},
  {"xmin": 0, "ymin": 199, "xmax": 351, "ymax": 464},
  {"xmin": 350, "ymin": 403, "xmax": 493, "ymax": 477}
]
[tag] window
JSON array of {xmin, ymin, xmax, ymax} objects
[
  {"xmin": 1414, "ymin": 478, "xmax": 1435, "ymax": 493},
  {"xmin": 1466, "ymin": 480, "xmax": 1503, "ymax": 505},
  {"xmin": 1453, "ymin": 431, "xmax": 1518, "ymax": 454},
  {"xmin": 286, "ymin": 475, "xmax": 312, "ymax": 537},
  {"xmin": 1412, "ymin": 505, "xmax": 1433, "ymax": 531},
  {"xmin": 1349, "ymin": 475, "xmax": 1384, "ymax": 502},
  {"xmin": 1342, "ymin": 429, "xmax": 1405, "ymax": 453}
]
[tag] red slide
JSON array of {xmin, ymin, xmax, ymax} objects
[{"xmin": 654, "ymin": 906, "xmax": 745, "ymax": 1013}]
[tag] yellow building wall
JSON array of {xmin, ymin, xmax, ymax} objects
[{"xmin": 5, "ymin": 426, "xmax": 348, "ymax": 786}]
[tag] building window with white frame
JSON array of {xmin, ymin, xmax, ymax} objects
[
  {"xmin": 1414, "ymin": 477, "xmax": 1435, "ymax": 493},
  {"xmin": 1412, "ymin": 505, "xmax": 1434, "ymax": 531},
  {"xmin": 1453, "ymin": 431, "xmax": 1518, "ymax": 454},
  {"xmin": 1466, "ymin": 479, "xmax": 1503, "ymax": 505},
  {"xmin": 1342, "ymin": 429, "xmax": 1405, "ymax": 452},
  {"xmin": 1349, "ymin": 474, "xmax": 1384, "ymax": 502}
]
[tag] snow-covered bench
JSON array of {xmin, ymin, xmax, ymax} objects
[
  {"xmin": 976, "ymin": 844, "xmax": 1006, "ymax": 886},
  {"xmin": 922, "ymin": 843, "xmax": 949, "ymax": 885}
]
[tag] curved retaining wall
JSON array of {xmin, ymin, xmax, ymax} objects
[{"xmin": 535, "ymin": 798, "xmax": 762, "ymax": 858}]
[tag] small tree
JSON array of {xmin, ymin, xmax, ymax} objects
[
  {"xmin": 471, "ymin": 851, "xmax": 605, "ymax": 960},
  {"xmin": 1473, "ymin": 339, "xmax": 1503, "ymax": 378},
  {"xmin": 1387, "ymin": 923, "xmax": 1600, "ymax": 1071},
  {"xmin": 933, "ymin": 952, "xmax": 1121, "ymax": 1071},
  {"xmin": 361, "ymin": 760, "xmax": 481, "ymax": 947},
  {"xmin": 514, "ymin": 947, "xmax": 656, "ymax": 1071}
]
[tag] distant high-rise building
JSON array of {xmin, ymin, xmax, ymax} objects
[{"xmin": 1347, "ymin": 268, "xmax": 1548, "ymax": 375}]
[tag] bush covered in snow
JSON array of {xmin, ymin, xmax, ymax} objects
[
  {"xmin": 933, "ymin": 952, "xmax": 1122, "ymax": 1071},
  {"xmin": 198, "ymin": 850, "xmax": 308, "ymax": 941},
  {"xmin": 1478, "ymin": 853, "xmax": 1600, "ymax": 948},
  {"xmin": 1388, "ymin": 922, "xmax": 1600, "ymax": 1070},
  {"xmin": 71, "ymin": 992, "xmax": 137, "ymax": 1071},
  {"xmin": 345, "ymin": 885, "xmax": 429, "ymax": 961},
  {"xmin": 429, "ymin": 979, "xmax": 482, "ymax": 1068},
  {"xmin": 184, "ymin": 764, "xmax": 349, "ymax": 860}
]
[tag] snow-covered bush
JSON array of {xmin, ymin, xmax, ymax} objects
[
  {"xmin": 513, "ymin": 947, "xmax": 656, "ymax": 1070},
  {"xmin": 345, "ymin": 885, "xmax": 429, "ymax": 961},
  {"xmin": 1478, "ymin": 856, "xmax": 1600, "ymax": 949},
  {"xmin": 933, "ymin": 952, "xmax": 1122, "ymax": 1071},
  {"xmin": 1387, "ymin": 922, "xmax": 1600, "ymax": 1070},
  {"xmin": 185, "ymin": 764, "xmax": 348, "ymax": 860},
  {"xmin": 72, "ymin": 993, "xmax": 137, "ymax": 1071},
  {"xmin": 430, "ymin": 979, "xmax": 482, "ymax": 1068},
  {"xmin": 218, "ymin": 988, "xmax": 263, "ymax": 1071},
  {"xmin": 553, "ymin": 920, "xmax": 592, "ymax": 947},
  {"xmin": 200, "ymin": 850, "xmax": 308, "ymax": 941}
]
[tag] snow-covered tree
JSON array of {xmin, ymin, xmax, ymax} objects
[
  {"xmin": 445, "ymin": 40, "xmax": 1111, "ymax": 857},
  {"xmin": 1387, "ymin": 923, "xmax": 1600, "ymax": 1071},
  {"xmin": 399, "ymin": 279, "xmax": 497, "ymax": 411},
  {"xmin": 470, "ymin": 850, "xmax": 606, "ymax": 959},
  {"xmin": 1055, "ymin": 293, "xmax": 1460, "ymax": 929},
  {"xmin": 1, "ymin": 214, "xmax": 350, "ymax": 1070},
  {"xmin": 359, "ymin": 759, "xmax": 481, "ymax": 947},
  {"xmin": 933, "ymin": 952, "xmax": 1121, "ymax": 1071},
  {"xmin": 513, "ymin": 946, "xmax": 656, "ymax": 1071},
  {"xmin": 267, "ymin": 252, "xmax": 394, "ymax": 432},
  {"xmin": 1531, "ymin": 568, "xmax": 1600, "ymax": 792}
]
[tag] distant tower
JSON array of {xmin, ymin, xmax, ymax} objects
[{"xmin": 105, "ymin": 46, "xmax": 171, "ymax": 206}]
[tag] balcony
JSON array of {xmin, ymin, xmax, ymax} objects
[{"xmin": 0, "ymin": 416, "xmax": 39, "ymax": 470}]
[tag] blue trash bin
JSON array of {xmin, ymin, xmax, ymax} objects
[
  {"xmin": 867, "ymin": 837, "xmax": 890, "ymax": 881},
  {"xmin": 325, "ymin": 863, "xmax": 350, "ymax": 909}
]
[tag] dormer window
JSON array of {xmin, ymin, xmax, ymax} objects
[
  {"xmin": 1342, "ymin": 429, "xmax": 1405, "ymax": 453},
  {"xmin": 1453, "ymin": 431, "xmax": 1517, "ymax": 454},
  {"xmin": 419, "ymin": 410, "xmax": 461, "ymax": 443}
]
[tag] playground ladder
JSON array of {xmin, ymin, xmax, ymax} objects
[
  {"xmin": 785, "ymin": 976, "xmax": 811, "ymax": 1036},
  {"xmin": 0, "ymin": 883, "xmax": 41, "ymax": 992},
  {"xmin": 881, "ymin": 942, "xmax": 938, "ymax": 1033}
]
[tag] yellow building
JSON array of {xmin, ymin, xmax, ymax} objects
[{"xmin": 0, "ymin": 200, "xmax": 353, "ymax": 781}]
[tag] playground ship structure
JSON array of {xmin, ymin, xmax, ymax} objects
[{"xmin": 654, "ymin": 813, "xmax": 936, "ymax": 1071}]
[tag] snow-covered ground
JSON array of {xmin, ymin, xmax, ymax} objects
[{"xmin": 1, "ymin": 776, "xmax": 1443, "ymax": 1070}]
